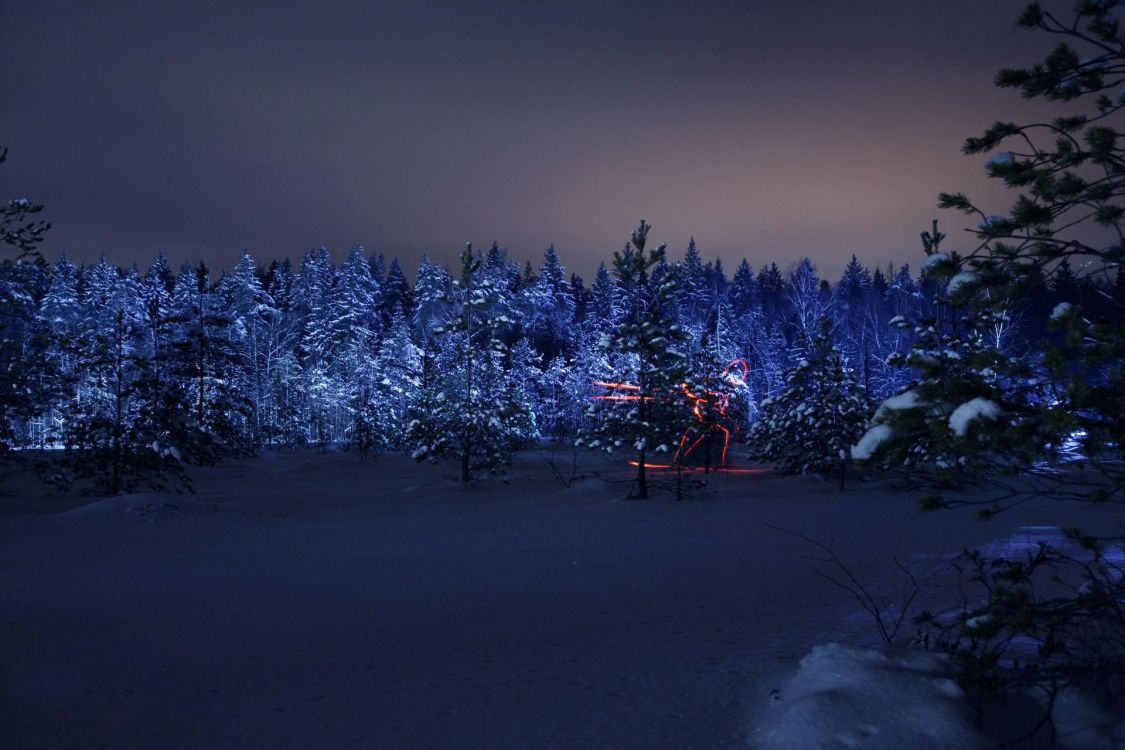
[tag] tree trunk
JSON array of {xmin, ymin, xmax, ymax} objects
[
  {"xmin": 636, "ymin": 391, "xmax": 648, "ymax": 498},
  {"xmin": 461, "ymin": 437, "xmax": 470, "ymax": 484}
]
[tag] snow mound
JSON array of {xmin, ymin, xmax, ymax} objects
[{"xmin": 753, "ymin": 643, "xmax": 989, "ymax": 750}]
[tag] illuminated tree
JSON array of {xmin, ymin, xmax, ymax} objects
[
  {"xmin": 903, "ymin": 1, "xmax": 1125, "ymax": 504},
  {"xmin": 168, "ymin": 261, "xmax": 252, "ymax": 459},
  {"xmin": 407, "ymin": 245, "xmax": 535, "ymax": 482},
  {"xmin": 222, "ymin": 249, "xmax": 277, "ymax": 444},
  {"xmin": 579, "ymin": 221, "xmax": 690, "ymax": 499}
]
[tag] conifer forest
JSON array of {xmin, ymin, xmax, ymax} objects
[{"xmin": 1, "ymin": 223, "xmax": 1115, "ymax": 491}]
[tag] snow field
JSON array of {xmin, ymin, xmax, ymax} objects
[{"xmin": 1, "ymin": 448, "xmax": 1122, "ymax": 748}]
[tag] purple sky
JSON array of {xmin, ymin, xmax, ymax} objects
[{"xmin": 1, "ymin": 0, "xmax": 1053, "ymax": 279}]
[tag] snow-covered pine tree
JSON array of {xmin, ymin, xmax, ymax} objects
[
  {"xmin": 522, "ymin": 244, "xmax": 575, "ymax": 361},
  {"xmin": 868, "ymin": 5, "xmax": 1125, "ymax": 718},
  {"xmin": 167, "ymin": 261, "xmax": 253, "ymax": 461},
  {"xmin": 29, "ymin": 254, "xmax": 81, "ymax": 445},
  {"xmin": 0, "ymin": 259, "xmax": 48, "ymax": 452},
  {"xmin": 223, "ymin": 249, "xmax": 277, "ymax": 446},
  {"xmin": 60, "ymin": 301, "xmax": 190, "ymax": 494},
  {"xmin": 331, "ymin": 245, "xmax": 381, "ymax": 449},
  {"xmin": 503, "ymin": 337, "xmax": 541, "ymax": 447},
  {"xmin": 929, "ymin": 2, "xmax": 1125, "ymax": 506},
  {"xmin": 412, "ymin": 256, "xmax": 451, "ymax": 348},
  {"xmin": 381, "ymin": 257, "xmax": 414, "ymax": 327},
  {"xmin": 371, "ymin": 305, "xmax": 423, "ymax": 450},
  {"xmin": 578, "ymin": 221, "xmax": 689, "ymax": 499},
  {"xmin": 260, "ymin": 259, "xmax": 303, "ymax": 445},
  {"xmin": 406, "ymin": 245, "xmax": 535, "ymax": 482},
  {"xmin": 832, "ymin": 255, "xmax": 874, "ymax": 392},
  {"xmin": 850, "ymin": 224, "xmax": 1042, "ymax": 490},
  {"xmin": 675, "ymin": 237, "xmax": 709, "ymax": 332},
  {"xmin": 747, "ymin": 319, "xmax": 870, "ymax": 488}
]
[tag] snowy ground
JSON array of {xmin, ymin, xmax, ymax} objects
[{"xmin": 1, "ymin": 448, "xmax": 1121, "ymax": 749}]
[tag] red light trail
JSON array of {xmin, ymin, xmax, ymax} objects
[{"xmin": 592, "ymin": 359, "xmax": 750, "ymax": 470}]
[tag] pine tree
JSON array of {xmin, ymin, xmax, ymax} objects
[
  {"xmin": 412, "ymin": 256, "xmax": 451, "ymax": 347},
  {"xmin": 676, "ymin": 341, "xmax": 747, "ymax": 472},
  {"xmin": 0, "ymin": 259, "xmax": 46, "ymax": 452},
  {"xmin": 60, "ymin": 306, "xmax": 189, "ymax": 494},
  {"xmin": 729, "ymin": 259, "xmax": 758, "ymax": 318},
  {"xmin": 371, "ymin": 306, "xmax": 423, "ymax": 450},
  {"xmin": 748, "ymin": 320, "xmax": 870, "ymax": 488},
  {"xmin": 833, "ymin": 254, "xmax": 874, "ymax": 391},
  {"xmin": 850, "ymin": 225, "xmax": 1041, "ymax": 485},
  {"xmin": 579, "ymin": 221, "xmax": 689, "ymax": 499},
  {"xmin": 0, "ymin": 146, "xmax": 50, "ymax": 259},
  {"xmin": 381, "ymin": 257, "xmax": 414, "ymax": 326},
  {"xmin": 676, "ymin": 237, "xmax": 708, "ymax": 330},
  {"xmin": 785, "ymin": 258, "xmax": 824, "ymax": 348},
  {"xmin": 168, "ymin": 261, "xmax": 252, "ymax": 460},
  {"xmin": 33, "ymin": 255, "xmax": 81, "ymax": 444},
  {"xmin": 926, "ymin": 3, "xmax": 1125, "ymax": 505},
  {"xmin": 223, "ymin": 250, "xmax": 277, "ymax": 445},
  {"xmin": 406, "ymin": 245, "xmax": 535, "ymax": 482},
  {"xmin": 877, "ymin": 5, "xmax": 1125, "ymax": 713},
  {"xmin": 522, "ymin": 245, "xmax": 575, "ymax": 361}
]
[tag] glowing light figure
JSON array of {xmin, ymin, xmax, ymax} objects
[{"xmin": 592, "ymin": 358, "xmax": 751, "ymax": 471}]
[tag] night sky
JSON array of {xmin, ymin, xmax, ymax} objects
[{"xmin": 2, "ymin": 0, "xmax": 1053, "ymax": 278}]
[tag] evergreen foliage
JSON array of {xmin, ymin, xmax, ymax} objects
[
  {"xmin": 406, "ymin": 245, "xmax": 536, "ymax": 482},
  {"xmin": 852, "ymin": 226, "xmax": 1043, "ymax": 484},
  {"xmin": 748, "ymin": 320, "xmax": 870, "ymax": 488},
  {"xmin": 853, "ymin": 1, "xmax": 1125, "ymax": 725},
  {"xmin": 0, "ymin": 146, "xmax": 50, "ymax": 259},
  {"xmin": 578, "ymin": 221, "xmax": 690, "ymax": 499}
]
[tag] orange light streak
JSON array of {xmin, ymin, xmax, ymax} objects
[
  {"xmin": 591, "ymin": 380, "xmax": 641, "ymax": 390},
  {"xmin": 626, "ymin": 460, "xmax": 768, "ymax": 475},
  {"xmin": 594, "ymin": 358, "xmax": 751, "ymax": 469}
]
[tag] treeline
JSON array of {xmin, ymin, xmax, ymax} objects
[{"xmin": 0, "ymin": 231, "xmax": 1115, "ymax": 490}]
